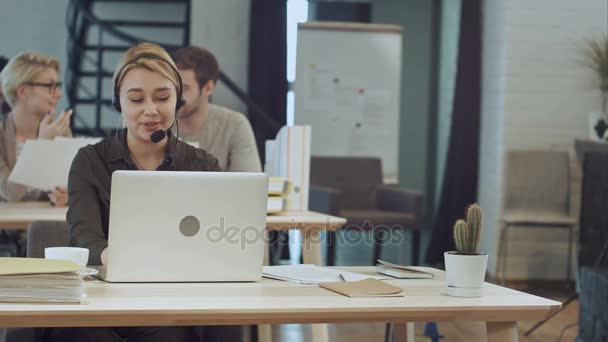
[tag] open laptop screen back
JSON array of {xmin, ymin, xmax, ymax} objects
[{"xmin": 106, "ymin": 171, "xmax": 268, "ymax": 282}]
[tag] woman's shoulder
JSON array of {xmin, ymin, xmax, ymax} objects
[
  {"xmin": 77, "ymin": 135, "xmax": 108, "ymax": 153},
  {"xmin": 73, "ymin": 135, "xmax": 120, "ymax": 163},
  {"xmin": 173, "ymin": 138, "xmax": 221, "ymax": 171}
]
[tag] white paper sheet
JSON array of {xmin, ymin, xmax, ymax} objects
[
  {"xmin": 8, "ymin": 137, "xmax": 101, "ymax": 191},
  {"xmin": 262, "ymin": 264, "xmax": 387, "ymax": 284}
]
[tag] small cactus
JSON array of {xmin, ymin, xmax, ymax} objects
[{"xmin": 453, "ymin": 203, "xmax": 483, "ymax": 254}]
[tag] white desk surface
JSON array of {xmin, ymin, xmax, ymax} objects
[{"xmin": 0, "ymin": 267, "xmax": 560, "ymax": 328}]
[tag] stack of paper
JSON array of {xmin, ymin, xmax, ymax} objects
[
  {"xmin": 269, "ymin": 177, "xmax": 292, "ymax": 195},
  {"xmin": 262, "ymin": 264, "xmax": 387, "ymax": 284},
  {"xmin": 267, "ymin": 177, "xmax": 292, "ymax": 214},
  {"xmin": 264, "ymin": 125, "xmax": 312, "ymax": 211},
  {"xmin": 0, "ymin": 258, "xmax": 84, "ymax": 303}
]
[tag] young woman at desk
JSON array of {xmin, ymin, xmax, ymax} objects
[
  {"xmin": 48, "ymin": 42, "xmax": 220, "ymax": 342},
  {"xmin": 0, "ymin": 52, "xmax": 72, "ymax": 206}
]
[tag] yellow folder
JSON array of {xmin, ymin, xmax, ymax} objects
[{"xmin": 0, "ymin": 258, "xmax": 81, "ymax": 276}]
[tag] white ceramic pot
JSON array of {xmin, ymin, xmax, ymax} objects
[{"xmin": 444, "ymin": 251, "xmax": 488, "ymax": 297}]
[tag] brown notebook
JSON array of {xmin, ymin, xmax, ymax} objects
[{"xmin": 319, "ymin": 278, "xmax": 404, "ymax": 298}]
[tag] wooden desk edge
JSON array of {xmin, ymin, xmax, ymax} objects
[
  {"xmin": 542, "ymin": 304, "xmax": 564, "ymax": 320},
  {"xmin": 0, "ymin": 305, "xmax": 559, "ymax": 328},
  {"xmin": 0, "ymin": 222, "xmax": 30, "ymax": 230}
]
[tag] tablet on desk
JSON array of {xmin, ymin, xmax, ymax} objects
[{"xmin": 376, "ymin": 260, "xmax": 434, "ymax": 279}]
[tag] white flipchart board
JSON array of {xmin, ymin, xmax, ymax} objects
[{"xmin": 294, "ymin": 22, "xmax": 403, "ymax": 183}]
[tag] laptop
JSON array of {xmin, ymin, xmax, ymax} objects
[{"xmin": 94, "ymin": 170, "xmax": 269, "ymax": 282}]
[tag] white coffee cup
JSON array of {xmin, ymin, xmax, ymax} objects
[{"xmin": 44, "ymin": 247, "xmax": 89, "ymax": 269}]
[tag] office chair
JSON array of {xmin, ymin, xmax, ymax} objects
[
  {"xmin": 498, "ymin": 150, "xmax": 577, "ymax": 284},
  {"xmin": 309, "ymin": 156, "xmax": 423, "ymax": 266}
]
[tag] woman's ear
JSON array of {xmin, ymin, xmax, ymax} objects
[{"xmin": 16, "ymin": 84, "xmax": 27, "ymax": 101}]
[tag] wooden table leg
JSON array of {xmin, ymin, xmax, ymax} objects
[
  {"xmin": 486, "ymin": 321, "xmax": 518, "ymax": 342},
  {"xmin": 392, "ymin": 323, "xmax": 415, "ymax": 342},
  {"xmin": 311, "ymin": 323, "xmax": 329, "ymax": 342},
  {"xmin": 263, "ymin": 240, "xmax": 270, "ymax": 266},
  {"xmin": 303, "ymin": 229, "xmax": 328, "ymax": 342},
  {"xmin": 259, "ymin": 241, "xmax": 271, "ymax": 342},
  {"xmin": 257, "ymin": 324, "xmax": 272, "ymax": 342},
  {"xmin": 302, "ymin": 230, "xmax": 322, "ymax": 265}
]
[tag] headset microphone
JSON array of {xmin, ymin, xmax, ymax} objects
[
  {"xmin": 149, "ymin": 100, "xmax": 182, "ymax": 143},
  {"xmin": 150, "ymin": 129, "xmax": 168, "ymax": 143},
  {"xmin": 149, "ymin": 113, "xmax": 175, "ymax": 143}
]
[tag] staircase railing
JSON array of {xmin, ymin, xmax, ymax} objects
[{"xmin": 66, "ymin": 0, "xmax": 281, "ymax": 137}]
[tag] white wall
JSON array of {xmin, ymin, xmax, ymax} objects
[
  {"xmin": 372, "ymin": 0, "xmax": 435, "ymax": 191},
  {"xmin": 0, "ymin": 0, "xmax": 71, "ymax": 113},
  {"xmin": 478, "ymin": 0, "xmax": 507, "ymax": 277},
  {"xmin": 479, "ymin": 0, "xmax": 608, "ymax": 279},
  {"xmin": 190, "ymin": 0, "xmax": 251, "ymax": 115},
  {"xmin": 503, "ymin": 0, "xmax": 607, "ymax": 150}
]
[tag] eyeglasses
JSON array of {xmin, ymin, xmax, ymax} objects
[{"xmin": 24, "ymin": 81, "xmax": 63, "ymax": 94}]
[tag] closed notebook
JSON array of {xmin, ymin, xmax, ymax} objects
[
  {"xmin": 268, "ymin": 177, "xmax": 292, "ymax": 195},
  {"xmin": 319, "ymin": 278, "xmax": 404, "ymax": 298},
  {"xmin": 0, "ymin": 257, "xmax": 81, "ymax": 275}
]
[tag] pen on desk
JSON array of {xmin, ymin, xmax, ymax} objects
[{"xmin": 339, "ymin": 273, "xmax": 346, "ymax": 282}]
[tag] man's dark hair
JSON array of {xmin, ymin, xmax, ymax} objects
[
  {"xmin": 0, "ymin": 55, "xmax": 8, "ymax": 70},
  {"xmin": 169, "ymin": 46, "xmax": 219, "ymax": 88}
]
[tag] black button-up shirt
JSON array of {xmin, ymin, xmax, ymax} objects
[{"xmin": 67, "ymin": 129, "xmax": 221, "ymax": 265}]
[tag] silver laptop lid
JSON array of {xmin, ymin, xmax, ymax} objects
[{"xmin": 105, "ymin": 171, "xmax": 268, "ymax": 282}]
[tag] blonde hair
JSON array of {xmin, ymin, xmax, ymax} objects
[
  {"xmin": 0, "ymin": 52, "xmax": 60, "ymax": 107},
  {"xmin": 113, "ymin": 42, "xmax": 181, "ymax": 97}
]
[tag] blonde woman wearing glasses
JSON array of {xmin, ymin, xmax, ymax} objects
[{"xmin": 0, "ymin": 52, "xmax": 72, "ymax": 206}]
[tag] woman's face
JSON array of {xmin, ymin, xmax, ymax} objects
[
  {"xmin": 119, "ymin": 67, "xmax": 178, "ymax": 143},
  {"xmin": 19, "ymin": 68, "xmax": 62, "ymax": 116}
]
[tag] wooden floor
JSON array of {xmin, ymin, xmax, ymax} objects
[
  {"xmin": 272, "ymin": 293, "xmax": 578, "ymax": 342},
  {"xmin": 272, "ymin": 300, "xmax": 578, "ymax": 341}
]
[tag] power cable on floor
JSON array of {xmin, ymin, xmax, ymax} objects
[{"xmin": 554, "ymin": 321, "xmax": 578, "ymax": 342}]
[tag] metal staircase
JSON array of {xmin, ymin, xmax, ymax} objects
[
  {"xmin": 65, "ymin": 0, "xmax": 280, "ymax": 137},
  {"xmin": 65, "ymin": 0, "xmax": 190, "ymax": 135}
]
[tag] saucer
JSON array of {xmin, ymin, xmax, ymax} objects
[{"xmin": 78, "ymin": 268, "xmax": 99, "ymax": 276}]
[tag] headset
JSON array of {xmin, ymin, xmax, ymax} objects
[{"xmin": 112, "ymin": 53, "xmax": 185, "ymax": 143}]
